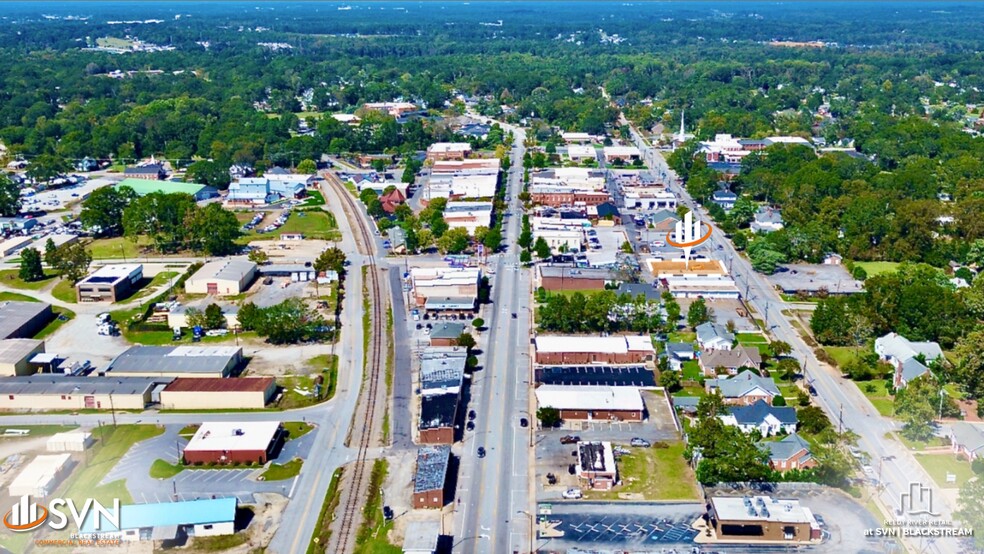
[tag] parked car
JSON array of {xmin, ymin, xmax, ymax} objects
[
  {"xmin": 546, "ymin": 473, "xmax": 557, "ymax": 485},
  {"xmin": 468, "ymin": 410, "xmax": 477, "ymax": 421},
  {"xmin": 560, "ymin": 435, "xmax": 580, "ymax": 444},
  {"xmin": 519, "ymin": 418, "xmax": 528, "ymax": 428},
  {"xmin": 477, "ymin": 447, "xmax": 486, "ymax": 458},
  {"xmin": 466, "ymin": 421, "xmax": 475, "ymax": 432},
  {"xmin": 630, "ymin": 438, "xmax": 651, "ymax": 448},
  {"xmin": 568, "ymin": 463, "xmax": 576, "ymax": 475},
  {"xmin": 562, "ymin": 488, "xmax": 583, "ymax": 499}
]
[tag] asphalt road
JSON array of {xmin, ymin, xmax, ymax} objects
[
  {"xmin": 454, "ymin": 124, "xmax": 534, "ymax": 554},
  {"xmin": 624, "ymin": 125, "xmax": 957, "ymax": 554}
]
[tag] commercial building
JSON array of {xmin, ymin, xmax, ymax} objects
[
  {"xmin": 409, "ymin": 267, "xmax": 480, "ymax": 308},
  {"xmin": 114, "ymin": 178, "xmax": 217, "ymax": 201},
  {"xmin": 159, "ymin": 377, "xmax": 276, "ymax": 410},
  {"xmin": 576, "ymin": 441, "xmax": 619, "ymax": 490},
  {"xmin": 529, "ymin": 185, "xmax": 609, "ymax": 208},
  {"xmin": 412, "ymin": 446, "xmax": 451, "ymax": 509},
  {"xmin": 185, "ymin": 259, "xmax": 257, "ymax": 296},
  {"xmin": 662, "ymin": 275, "xmax": 740, "ymax": 299},
  {"xmin": 9, "ymin": 453, "xmax": 72, "ymax": 497},
  {"xmin": 75, "ymin": 264, "xmax": 143, "ymax": 303},
  {"xmin": 0, "ymin": 217, "xmax": 38, "ymax": 233},
  {"xmin": 562, "ymin": 132, "xmax": 595, "ymax": 144},
  {"xmin": 227, "ymin": 176, "xmax": 309, "ymax": 205},
  {"xmin": 535, "ymin": 385, "xmax": 645, "ymax": 421},
  {"xmin": 534, "ymin": 335, "xmax": 655, "ymax": 365},
  {"xmin": 420, "ymin": 347, "xmax": 468, "ymax": 396},
  {"xmin": 708, "ymin": 495, "xmax": 821, "ymax": 543},
  {"xmin": 602, "ymin": 146, "xmax": 642, "ymax": 163},
  {"xmin": 0, "ymin": 301, "xmax": 53, "ymax": 339},
  {"xmin": 105, "ymin": 346, "xmax": 243, "ymax": 379},
  {"xmin": 533, "ymin": 229, "xmax": 583, "ymax": 253},
  {"xmin": 424, "ymin": 159, "xmax": 500, "ymax": 202},
  {"xmin": 622, "ymin": 187, "xmax": 677, "ymax": 210},
  {"xmin": 167, "ymin": 303, "xmax": 239, "ymax": 330},
  {"xmin": 950, "ymin": 422, "xmax": 984, "ymax": 461},
  {"xmin": 0, "ymin": 339, "xmax": 45, "ymax": 376},
  {"xmin": 363, "ymin": 101, "xmax": 417, "ymax": 117},
  {"xmin": 79, "ymin": 497, "xmax": 238, "ymax": 542},
  {"xmin": 567, "ymin": 144, "xmax": 598, "ymax": 163},
  {"xmin": 443, "ymin": 201, "xmax": 493, "ymax": 235},
  {"xmin": 419, "ymin": 393, "xmax": 458, "ymax": 444},
  {"xmin": 46, "ymin": 431, "xmax": 93, "ymax": 452},
  {"xmin": 257, "ymin": 264, "xmax": 317, "ymax": 282},
  {"xmin": 426, "ymin": 142, "xmax": 472, "ymax": 161},
  {"xmin": 403, "ymin": 520, "xmax": 441, "ymax": 554},
  {"xmin": 875, "ymin": 332, "xmax": 943, "ymax": 389},
  {"xmin": 539, "ymin": 265, "xmax": 616, "ymax": 291},
  {"xmin": 705, "ymin": 370, "xmax": 780, "ymax": 406},
  {"xmin": 183, "ymin": 421, "xmax": 284, "ymax": 465},
  {"xmin": 429, "ymin": 322, "xmax": 465, "ymax": 347},
  {"xmin": 123, "ymin": 163, "xmax": 166, "ymax": 180},
  {"xmin": 0, "ymin": 376, "xmax": 168, "ymax": 411}
]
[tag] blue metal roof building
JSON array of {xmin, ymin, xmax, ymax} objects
[{"xmin": 80, "ymin": 497, "xmax": 237, "ymax": 541}]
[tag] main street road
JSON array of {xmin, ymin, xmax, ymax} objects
[
  {"xmin": 455, "ymin": 124, "xmax": 534, "ymax": 554},
  {"xmin": 625, "ymin": 125, "xmax": 957, "ymax": 553}
]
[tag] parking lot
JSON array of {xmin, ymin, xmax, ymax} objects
[{"xmin": 537, "ymin": 502, "xmax": 702, "ymax": 551}]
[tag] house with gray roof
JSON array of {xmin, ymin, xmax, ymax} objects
[
  {"xmin": 616, "ymin": 283, "xmax": 662, "ymax": 303},
  {"xmin": 760, "ymin": 433, "xmax": 816, "ymax": 472},
  {"xmin": 720, "ymin": 399, "xmax": 797, "ymax": 436},
  {"xmin": 662, "ymin": 342, "xmax": 695, "ymax": 371},
  {"xmin": 750, "ymin": 206, "xmax": 784, "ymax": 234},
  {"xmin": 650, "ymin": 209, "xmax": 680, "ymax": 233},
  {"xmin": 950, "ymin": 422, "xmax": 984, "ymax": 461},
  {"xmin": 874, "ymin": 332, "xmax": 942, "ymax": 388},
  {"xmin": 695, "ymin": 322, "xmax": 734, "ymax": 351},
  {"xmin": 705, "ymin": 370, "xmax": 780, "ymax": 405},
  {"xmin": 699, "ymin": 345, "xmax": 762, "ymax": 376}
]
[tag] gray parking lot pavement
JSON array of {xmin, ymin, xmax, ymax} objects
[{"xmin": 537, "ymin": 502, "xmax": 702, "ymax": 552}]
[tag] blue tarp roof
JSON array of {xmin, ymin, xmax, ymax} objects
[{"xmin": 80, "ymin": 497, "xmax": 237, "ymax": 533}]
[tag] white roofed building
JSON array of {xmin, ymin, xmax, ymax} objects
[
  {"xmin": 536, "ymin": 385, "xmax": 644, "ymax": 421},
  {"xmin": 534, "ymin": 335, "xmax": 655, "ymax": 365}
]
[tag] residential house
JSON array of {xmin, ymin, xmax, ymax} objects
[
  {"xmin": 696, "ymin": 322, "xmax": 734, "ymax": 351},
  {"xmin": 823, "ymin": 253, "xmax": 843, "ymax": 265},
  {"xmin": 75, "ymin": 157, "xmax": 99, "ymax": 172},
  {"xmin": 761, "ymin": 433, "xmax": 817, "ymax": 472},
  {"xmin": 705, "ymin": 370, "xmax": 780, "ymax": 405},
  {"xmin": 651, "ymin": 210, "xmax": 680, "ymax": 233},
  {"xmin": 664, "ymin": 342, "xmax": 695, "ymax": 371},
  {"xmin": 379, "ymin": 188, "xmax": 406, "ymax": 214},
  {"xmin": 711, "ymin": 190, "xmax": 737, "ymax": 211},
  {"xmin": 751, "ymin": 207, "xmax": 785, "ymax": 233},
  {"xmin": 590, "ymin": 202, "xmax": 622, "ymax": 224},
  {"xmin": 720, "ymin": 400, "xmax": 798, "ymax": 436},
  {"xmin": 229, "ymin": 164, "xmax": 254, "ymax": 179},
  {"xmin": 950, "ymin": 422, "xmax": 984, "ymax": 461},
  {"xmin": 874, "ymin": 332, "xmax": 942, "ymax": 388},
  {"xmin": 699, "ymin": 345, "xmax": 762, "ymax": 376}
]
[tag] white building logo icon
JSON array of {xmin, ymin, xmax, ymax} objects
[
  {"xmin": 665, "ymin": 210, "xmax": 712, "ymax": 266},
  {"xmin": 3, "ymin": 495, "xmax": 49, "ymax": 532}
]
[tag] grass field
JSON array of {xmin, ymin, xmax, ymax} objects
[
  {"xmin": 88, "ymin": 236, "xmax": 148, "ymax": 260},
  {"xmin": 36, "ymin": 305, "xmax": 76, "ymax": 339},
  {"xmin": 854, "ymin": 261, "xmax": 900, "ymax": 276},
  {"xmin": 284, "ymin": 421, "xmax": 314, "ymax": 440},
  {"xmin": 0, "ymin": 269, "xmax": 58, "ymax": 290},
  {"xmin": 244, "ymin": 210, "xmax": 339, "ymax": 241},
  {"xmin": 0, "ymin": 291, "xmax": 39, "ymax": 302},
  {"xmin": 298, "ymin": 190, "xmax": 326, "ymax": 207},
  {"xmin": 913, "ymin": 453, "xmax": 976, "ymax": 488},
  {"xmin": 681, "ymin": 360, "xmax": 701, "ymax": 381},
  {"xmin": 307, "ymin": 468, "xmax": 343, "ymax": 553},
  {"xmin": 354, "ymin": 459, "xmax": 400, "ymax": 554},
  {"xmin": 0, "ymin": 424, "xmax": 78, "ymax": 437},
  {"xmin": 584, "ymin": 442, "xmax": 700, "ymax": 501},
  {"xmin": 261, "ymin": 458, "xmax": 303, "ymax": 481},
  {"xmin": 668, "ymin": 331, "xmax": 697, "ymax": 343},
  {"xmin": 895, "ymin": 433, "xmax": 949, "ymax": 451},
  {"xmin": 50, "ymin": 278, "xmax": 78, "ymax": 303},
  {"xmin": 278, "ymin": 355, "xmax": 338, "ymax": 409},
  {"xmin": 855, "ymin": 379, "xmax": 895, "ymax": 416},
  {"xmin": 189, "ymin": 532, "xmax": 247, "ymax": 551},
  {"xmin": 824, "ymin": 346, "xmax": 863, "ymax": 369},
  {"xmin": 149, "ymin": 459, "xmax": 185, "ymax": 479},
  {"xmin": 130, "ymin": 271, "xmax": 179, "ymax": 300},
  {"xmin": 96, "ymin": 36, "xmax": 136, "ymax": 49}
]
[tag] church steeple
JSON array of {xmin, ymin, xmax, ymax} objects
[{"xmin": 677, "ymin": 109, "xmax": 686, "ymax": 142}]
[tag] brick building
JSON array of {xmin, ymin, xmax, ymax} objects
[
  {"xmin": 412, "ymin": 446, "xmax": 451, "ymax": 509},
  {"xmin": 534, "ymin": 336, "xmax": 655, "ymax": 365},
  {"xmin": 535, "ymin": 385, "xmax": 644, "ymax": 421}
]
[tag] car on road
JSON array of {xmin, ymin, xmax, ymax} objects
[
  {"xmin": 511, "ymin": 312, "xmax": 517, "ymax": 319},
  {"xmin": 630, "ymin": 438, "xmax": 651, "ymax": 447},
  {"xmin": 519, "ymin": 418, "xmax": 528, "ymax": 427},
  {"xmin": 477, "ymin": 447, "xmax": 486, "ymax": 458},
  {"xmin": 468, "ymin": 410, "xmax": 477, "ymax": 421},
  {"xmin": 560, "ymin": 435, "xmax": 580, "ymax": 444},
  {"xmin": 562, "ymin": 488, "xmax": 583, "ymax": 499}
]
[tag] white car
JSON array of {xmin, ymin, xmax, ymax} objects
[{"xmin": 562, "ymin": 488, "xmax": 583, "ymax": 499}]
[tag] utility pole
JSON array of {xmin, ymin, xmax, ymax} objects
[
  {"xmin": 838, "ymin": 403, "xmax": 844, "ymax": 434},
  {"xmin": 109, "ymin": 392, "xmax": 117, "ymax": 427}
]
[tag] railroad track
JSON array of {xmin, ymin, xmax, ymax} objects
[{"xmin": 325, "ymin": 174, "xmax": 387, "ymax": 553}]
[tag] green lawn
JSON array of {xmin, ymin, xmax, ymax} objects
[
  {"xmin": 0, "ymin": 269, "xmax": 58, "ymax": 290},
  {"xmin": 88, "ymin": 236, "xmax": 148, "ymax": 260},
  {"xmin": 149, "ymin": 459, "xmax": 185, "ymax": 479},
  {"xmin": 736, "ymin": 332, "xmax": 768, "ymax": 344},
  {"xmin": 854, "ymin": 261, "xmax": 901, "ymax": 277},
  {"xmin": 354, "ymin": 459, "xmax": 400, "ymax": 554},
  {"xmin": 681, "ymin": 360, "xmax": 701, "ymax": 381},
  {"xmin": 895, "ymin": 433, "xmax": 949, "ymax": 451},
  {"xmin": 913, "ymin": 453, "xmax": 976, "ymax": 488},
  {"xmin": 62, "ymin": 425, "xmax": 164, "ymax": 506},
  {"xmin": 855, "ymin": 379, "xmax": 895, "ymax": 416},
  {"xmin": 298, "ymin": 190, "xmax": 326, "ymax": 207},
  {"xmin": 179, "ymin": 424, "xmax": 199, "ymax": 436},
  {"xmin": 668, "ymin": 331, "xmax": 697, "ymax": 343},
  {"xmin": 0, "ymin": 424, "xmax": 78, "ymax": 437},
  {"xmin": 308, "ymin": 468, "xmax": 343, "ymax": 553},
  {"xmin": 190, "ymin": 532, "xmax": 248, "ymax": 551},
  {"xmin": 278, "ymin": 356, "xmax": 338, "ymax": 408},
  {"xmin": 583, "ymin": 442, "xmax": 700, "ymax": 501},
  {"xmin": 50, "ymin": 278, "xmax": 78, "ymax": 303},
  {"xmin": 284, "ymin": 421, "xmax": 314, "ymax": 440},
  {"xmin": 129, "ymin": 271, "xmax": 179, "ymax": 301},
  {"xmin": 825, "ymin": 346, "xmax": 863, "ymax": 369},
  {"xmin": 0, "ymin": 291, "xmax": 38, "ymax": 302},
  {"xmin": 243, "ymin": 210, "xmax": 339, "ymax": 241},
  {"xmin": 261, "ymin": 458, "xmax": 303, "ymax": 481}
]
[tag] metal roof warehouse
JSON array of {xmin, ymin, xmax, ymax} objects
[
  {"xmin": 0, "ymin": 301, "xmax": 53, "ymax": 340},
  {"xmin": 105, "ymin": 346, "xmax": 243, "ymax": 378},
  {"xmin": 80, "ymin": 497, "xmax": 237, "ymax": 541}
]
